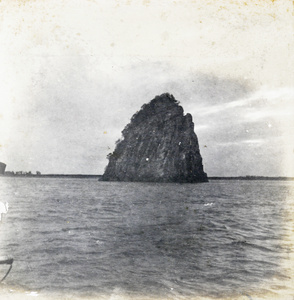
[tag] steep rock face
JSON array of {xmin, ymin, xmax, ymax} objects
[{"xmin": 101, "ymin": 93, "xmax": 208, "ymax": 182}]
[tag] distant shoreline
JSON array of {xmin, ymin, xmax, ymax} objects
[
  {"xmin": 1, "ymin": 174, "xmax": 294, "ymax": 181},
  {"xmin": 208, "ymin": 176, "xmax": 294, "ymax": 181},
  {"xmin": 1, "ymin": 174, "xmax": 102, "ymax": 179}
]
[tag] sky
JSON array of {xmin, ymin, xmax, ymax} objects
[{"xmin": 0, "ymin": 0, "xmax": 293, "ymax": 176}]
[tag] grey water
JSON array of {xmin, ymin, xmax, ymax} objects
[{"xmin": 0, "ymin": 178, "xmax": 293, "ymax": 299}]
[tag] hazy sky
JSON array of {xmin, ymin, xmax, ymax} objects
[{"xmin": 0, "ymin": 0, "xmax": 293, "ymax": 176}]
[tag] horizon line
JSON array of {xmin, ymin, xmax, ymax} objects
[{"xmin": 1, "ymin": 174, "xmax": 294, "ymax": 180}]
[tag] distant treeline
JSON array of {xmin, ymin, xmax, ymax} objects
[
  {"xmin": 208, "ymin": 176, "xmax": 294, "ymax": 181},
  {"xmin": 38, "ymin": 174, "xmax": 103, "ymax": 178},
  {"xmin": 2, "ymin": 173, "xmax": 102, "ymax": 179}
]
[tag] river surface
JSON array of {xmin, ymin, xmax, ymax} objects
[{"xmin": 0, "ymin": 178, "xmax": 293, "ymax": 299}]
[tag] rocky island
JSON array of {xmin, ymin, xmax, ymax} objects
[{"xmin": 101, "ymin": 93, "xmax": 208, "ymax": 183}]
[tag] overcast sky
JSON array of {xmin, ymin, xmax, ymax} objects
[{"xmin": 0, "ymin": 0, "xmax": 293, "ymax": 176}]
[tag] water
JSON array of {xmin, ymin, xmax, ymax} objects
[{"xmin": 0, "ymin": 178, "xmax": 293, "ymax": 299}]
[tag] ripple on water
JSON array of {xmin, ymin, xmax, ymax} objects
[{"xmin": 0, "ymin": 178, "xmax": 293, "ymax": 299}]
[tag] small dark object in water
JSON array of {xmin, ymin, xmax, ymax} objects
[{"xmin": 0, "ymin": 257, "xmax": 13, "ymax": 283}]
